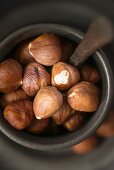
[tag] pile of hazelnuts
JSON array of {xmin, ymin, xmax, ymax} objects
[{"xmin": 0, "ymin": 33, "xmax": 101, "ymax": 135}]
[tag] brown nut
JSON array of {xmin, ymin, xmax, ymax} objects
[
  {"xmin": 0, "ymin": 59, "xmax": 22, "ymax": 93},
  {"xmin": 33, "ymin": 86, "xmax": 63, "ymax": 119},
  {"xmin": 72, "ymin": 135, "xmax": 98, "ymax": 154},
  {"xmin": 27, "ymin": 118, "xmax": 49, "ymax": 134},
  {"xmin": 22, "ymin": 62, "xmax": 50, "ymax": 96},
  {"xmin": 67, "ymin": 81, "xmax": 100, "ymax": 112},
  {"xmin": 60, "ymin": 38, "xmax": 75, "ymax": 62},
  {"xmin": 63, "ymin": 112, "xmax": 84, "ymax": 132},
  {"xmin": 96, "ymin": 111, "xmax": 114, "ymax": 137},
  {"xmin": 29, "ymin": 33, "xmax": 61, "ymax": 66},
  {"xmin": 79, "ymin": 64, "xmax": 100, "ymax": 83},
  {"xmin": 52, "ymin": 96, "xmax": 75, "ymax": 125},
  {"xmin": 0, "ymin": 89, "xmax": 29, "ymax": 108},
  {"xmin": 3, "ymin": 100, "xmax": 34, "ymax": 130},
  {"xmin": 51, "ymin": 62, "xmax": 80, "ymax": 90},
  {"xmin": 17, "ymin": 40, "xmax": 35, "ymax": 65}
]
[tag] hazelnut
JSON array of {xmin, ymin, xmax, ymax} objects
[
  {"xmin": 63, "ymin": 112, "xmax": 84, "ymax": 131},
  {"xmin": 52, "ymin": 96, "xmax": 75, "ymax": 125},
  {"xmin": 96, "ymin": 111, "xmax": 114, "ymax": 137},
  {"xmin": 72, "ymin": 135, "xmax": 98, "ymax": 154},
  {"xmin": 67, "ymin": 81, "xmax": 100, "ymax": 112},
  {"xmin": 51, "ymin": 62, "xmax": 80, "ymax": 90},
  {"xmin": 3, "ymin": 100, "xmax": 34, "ymax": 130},
  {"xmin": 79, "ymin": 64, "xmax": 100, "ymax": 83},
  {"xmin": 33, "ymin": 86, "xmax": 63, "ymax": 119},
  {"xmin": 60, "ymin": 38, "xmax": 75, "ymax": 62},
  {"xmin": 17, "ymin": 40, "xmax": 35, "ymax": 65},
  {"xmin": 27, "ymin": 118, "xmax": 49, "ymax": 134},
  {"xmin": 22, "ymin": 62, "xmax": 50, "ymax": 96},
  {"xmin": 0, "ymin": 59, "xmax": 22, "ymax": 93},
  {"xmin": 29, "ymin": 33, "xmax": 61, "ymax": 66},
  {"xmin": 0, "ymin": 89, "xmax": 29, "ymax": 108}
]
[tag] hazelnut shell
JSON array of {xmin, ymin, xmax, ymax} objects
[
  {"xmin": 80, "ymin": 64, "xmax": 100, "ymax": 83},
  {"xmin": 67, "ymin": 81, "xmax": 100, "ymax": 112},
  {"xmin": 0, "ymin": 59, "xmax": 22, "ymax": 93},
  {"xmin": 4, "ymin": 100, "xmax": 34, "ymax": 130},
  {"xmin": 60, "ymin": 38, "xmax": 75, "ymax": 62},
  {"xmin": 0, "ymin": 89, "xmax": 29, "ymax": 108},
  {"xmin": 17, "ymin": 40, "xmax": 35, "ymax": 65},
  {"xmin": 29, "ymin": 33, "xmax": 61, "ymax": 66},
  {"xmin": 22, "ymin": 62, "xmax": 50, "ymax": 96},
  {"xmin": 33, "ymin": 86, "xmax": 63, "ymax": 119}
]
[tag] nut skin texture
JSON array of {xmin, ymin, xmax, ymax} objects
[
  {"xmin": 17, "ymin": 40, "xmax": 35, "ymax": 65},
  {"xmin": 67, "ymin": 81, "xmax": 100, "ymax": 112},
  {"xmin": 22, "ymin": 62, "xmax": 50, "ymax": 97},
  {"xmin": 33, "ymin": 86, "xmax": 63, "ymax": 119},
  {"xmin": 63, "ymin": 112, "xmax": 84, "ymax": 132},
  {"xmin": 51, "ymin": 62, "xmax": 80, "ymax": 90},
  {"xmin": 3, "ymin": 100, "xmax": 34, "ymax": 130},
  {"xmin": 0, "ymin": 89, "xmax": 29, "ymax": 108},
  {"xmin": 79, "ymin": 64, "xmax": 100, "ymax": 83},
  {"xmin": 0, "ymin": 59, "xmax": 22, "ymax": 93},
  {"xmin": 72, "ymin": 135, "xmax": 98, "ymax": 154},
  {"xmin": 29, "ymin": 33, "xmax": 61, "ymax": 66},
  {"xmin": 52, "ymin": 97, "xmax": 75, "ymax": 125},
  {"xmin": 96, "ymin": 111, "xmax": 114, "ymax": 137},
  {"xmin": 27, "ymin": 118, "xmax": 49, "ymax": 134}
]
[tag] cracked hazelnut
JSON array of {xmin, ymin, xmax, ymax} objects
[
  {"xmin": 67, "ymin": 81, "xmax": 100, "ymax": 112},
  {"xmin": 0, "ymin": 89, "xmax": 29, "ymax": 108},
  {"xmin": 0, "ymin": 59, "xmax": 22, "ymax": 93},
  {"xmin": 17, "ymin": 40, "xmax": 35, "ymax": 65},
  {"xmin": 72, "ymin": 135, "xmax": 98, "ymax": 154},
  {"xmin": 33, "ymin": 86, "xmax": 63, "ymax": 119},
  {"xmin": 51, "ymin": 62, "xmax": 80, "ymax": 90},
  {"xmin": 29, "ymin": 33, "xmax": 61, "ymax": 66},
  {"xmin": 22, "ymin": 62, "xmax": 50, "ymax": 96},
  {"xmin": 96, "ymin": 111, "xmax": 114, "ymax": 137},
  {"xmin": 3, "ymin": 100, "xmax": 34, "ymax": 130},
  {"xmin": 64, "ymin": 112, "xmax": 84, "ymax": 131},
  {"xmin": 80, "ymin": 64, "xmax": 100, "ymax": 83},
  {"xmin": 27, "ymin": 118, "xmax": 49, "ymax": 134},
  {"xmin": 52, "ymin": 96, "xmax": 75, "ymax": 125}
]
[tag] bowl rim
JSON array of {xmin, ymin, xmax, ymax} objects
[{"xmin": 0, "ymin": 23, "xmax": 113, "ymax": 150}]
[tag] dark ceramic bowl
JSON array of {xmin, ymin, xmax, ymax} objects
[{"xmin": 0, "ymin": 24, "xmax": 113, "ymax": 151}]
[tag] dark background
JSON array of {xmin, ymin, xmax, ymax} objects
[{"xmin": 0, "ymin": 0, "xmax": 114, "ymax": 170}]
